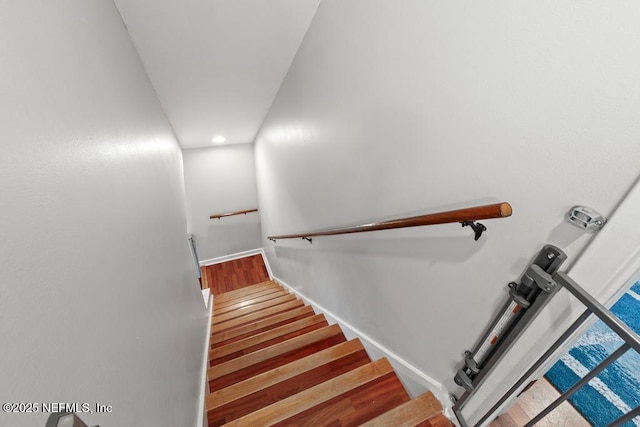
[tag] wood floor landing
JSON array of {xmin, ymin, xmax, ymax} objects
[
  {"xmin": 489, "ymin": 378, "xmax": 590, "ymax": 427},
  {"xmin": 206, "ymin": 280, "xmax": 453, "ymax": 427},
  {"xmin": 201, "ymin": 254, "xmax": 270, "ymax": 295}
]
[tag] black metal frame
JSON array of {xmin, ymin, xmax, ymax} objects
[
  {"xmin": 452, "ymin": 245, "xmax": 567, "ymax": 426},
  {"xmin": 460, "ymin": 221, "xmax": 487, "ymax": 241},
  {"xmin": 470, "ymin": 270, "xmax": 640, "ymax": 427},
  {"xmin": 45, "ymin": 412, "xmax": 96, "ymax": 427}
]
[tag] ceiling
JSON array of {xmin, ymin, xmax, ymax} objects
[{"xmin": 114, "ymin": 0, "xmax": 321, "ymax": 149}]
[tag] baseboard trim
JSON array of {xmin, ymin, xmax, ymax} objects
[
  {"xmin": 272, "ymin": 274, "xmax": 453, "ymax": 416},
  {"xmin": 201, "ymin": 288, "xmax": 211, "ymax": 307},
  {"xmin": 199, "ymin": 248, "xmax": 263, "ymax": 267},
  {"xmin": 196, "ymin": 293, "xmax": 213, "ymax": 427},
  {"xmin": 259, "ymin": 248, "xmax": 274, "ymax": 280}
]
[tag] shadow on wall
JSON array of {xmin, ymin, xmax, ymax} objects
[
  {"xmin": 506, "ymin": 220, "xmax": 585, "ymax": 278},
  {"xmin": 545, "ymin": 220, "xmax": 588, "ymax": 252},
  {"xmin": 273, "ymin": 233, "xmax": 484, "ymax": 265},
  {"xmin": 270, "ymin": 232, "xmax": 484, "ymax": 299}
]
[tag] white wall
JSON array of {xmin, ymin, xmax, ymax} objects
[
  {"xmin": 0, "ymin": 1, "xmax": 206, "ymax": 426},
  {"xmin": 254, "ymin": 0, "xmax": 640, "ymax": 416},
  {"xmin": 113, "ymin": 0, "xmax": 321, "ymax": 149},
  {"xmin": 183, "ymin": 145, "xmax": 262, "ymax": 263}
]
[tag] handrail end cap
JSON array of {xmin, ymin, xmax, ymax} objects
[{"xmin": 500, "ymin": 203, "xmax": 513, "ymax": 217}]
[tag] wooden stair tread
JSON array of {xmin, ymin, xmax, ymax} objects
[
  {"xmin": 360, "ymin": 391, "xmax": 443, "ymax": 427},
  {"xmin": 422, "ymin": 414, "xmax": 455, "ymax": 427},
  {"xmin": 214, "ymin": 286, "xmax": 284, "ymax": 309},
  {"xmin": 212, "ymin": 293, "xmax": 297, "ymax": 324},
  {"xmin": 283, "ymin": 369, "xmax": 410, "ymax": 426},
  {"xmin": 209, "ymin": 336, "xmax": 347, "ymax": 392},
  {"xmin": 208, "ymin": 324, "xmax": 344, "ymax": 379},
  {"xmin": 213, "ymin": 289, "xmax": 288, "ymax": 313},
  {"xmin": 207, "ymin": 339, "xmax": 366, "ymax": 410},
  {"xmin": 213, "ymin": 280, "xmax": 278, "ymax": 301},
  {"xmin": 211, "ymin": 299, "xmax": 305, "ymax": 335},
  {"xmin": 430, "ymin": 414, "xmax": 455, "ymax": 427},
  {"xmin": 211, "ymin": 305, "xmax": 315, "ymax": 348},
  {"xmin": 213, "ymin": 281, "xmax": 279, "ymax": 303},
  {"xmin": 206, "ymin": 339, "xmax": 370, "ymax": 425},
  {"xmin": 223, "ymin": 358, "xmax": 396, "ymax": 427},
  {"xmin": 209, "ymin": 314, "xmax": 328, "ymax": 363}
]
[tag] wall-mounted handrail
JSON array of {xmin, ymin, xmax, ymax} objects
[
  {"xmin": 267, "ymin": 202, "xmax": 512, "ymax": 242},
  {"xmin": 209, "ymin": 208, "xmax": 258, "ymax": 220}
]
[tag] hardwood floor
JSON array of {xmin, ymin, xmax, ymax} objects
[
  {"xmin": 489, "ymin": 378, "xmax": 590, "ymax": 427},
  {"xmin": 201, "ymin": 254, "xmax": 270, "ymax": 295}
]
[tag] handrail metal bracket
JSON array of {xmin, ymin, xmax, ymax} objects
[
  {"xmin": 566, "ymin": 205, "xmax": 606, "ymax": 231},
  {"xmin": 302, "ymin": 237, "xmax": 312, "ymax": 244},
  {"xmin": 461, "ymin": 221, "xmax": 487, "ymax": 241}
]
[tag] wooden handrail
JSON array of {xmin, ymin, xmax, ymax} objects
[
  {"xmin": 210, "ymin": 208, "xmax": 258, "ymax": 220},
  {"xmin": 267, "ymin": 202, "xmax": 512, "ymax": 242}
]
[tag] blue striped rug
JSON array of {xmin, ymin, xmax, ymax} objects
[{"xmin": 545, "ymin": 282, "xmax": 640, "ymax": 427}]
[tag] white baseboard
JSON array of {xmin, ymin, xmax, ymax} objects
[
  {"xmin": 259, "ymin": 248, "xmax": 274, "ymax": 279},
  {"xmin": 201, "ymin": 288, "xmax": 211, "ymax": 307},
  {"xmin": 196, "ymin": 293, "xmax": 213, "ymax": 427},
  {"xmin": 272, "ymin": 275, "xmax": 453, "ymax": 415},
  {"xmin": 199, "ymin": 248, "xmax": 263, "ymax": 267}
]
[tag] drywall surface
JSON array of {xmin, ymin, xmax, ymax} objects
[
  {"xmin": 114, "ymin": 0, "xmax": 320, "ymax": 148},
  {"xmin": 0, "ymin": 1, "xmax": 206, "ymax": 426},
  {"xmin": 254, "ymin": 0, "xmax": 640, "ymax": 417},
  {"xmin": 183, "ymin": 145, "xmax": 262, "ymax": 262}
]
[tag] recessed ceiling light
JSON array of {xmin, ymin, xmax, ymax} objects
[{"xmin": 212, "ymin": 136, "xmax": 226, "ymax": 143}]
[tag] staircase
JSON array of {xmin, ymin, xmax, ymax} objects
[{"xmin": 205, "ymin": 280, "xmax": 453, "ymax": 426}]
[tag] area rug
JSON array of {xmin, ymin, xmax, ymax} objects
[{"xmin": 545, "ymin": 282, "xmax": 640, "ymax": 426}]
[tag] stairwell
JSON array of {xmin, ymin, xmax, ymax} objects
[{"xmin": 205, "ymin": 280, "xmax": 452, "ymax": 426}]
